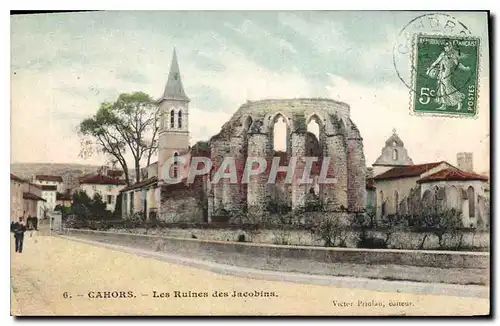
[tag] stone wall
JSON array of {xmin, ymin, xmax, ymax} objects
[
  {"xmin": 62, "ymin": 228, "xmax": 490, "ymax": 272},
  {"xmin": 105, "ymin": 226, "xmax": 489, "ymax": 251},
  {"xmin": 159, "ymin": 184, "xmax": 204, "ymax": 223}
]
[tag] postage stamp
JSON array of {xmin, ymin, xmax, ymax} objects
[{"xmin": 411, "ymin": 34, "xmax": 480, "ymax": 117}]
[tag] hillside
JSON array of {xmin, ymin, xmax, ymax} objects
[{"xmin": 10, "ymin": 162, "xmax": 136, "ymax": 190}]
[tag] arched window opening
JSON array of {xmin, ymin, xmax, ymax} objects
[
  {"xmin": 306, "ymin": 117, "xmax": 321, "ymax": 156},
  {"xmin": 273, "ymin": 116, "xmax": 287, "ymax": 152},
  {"xmin": 173, "ymin": 152, "xmax": 179, "ymax": 179},
  {"xmin": 434, "ymin": 186, "xmax": 440, "ymax": 201},
  {"xmin": 178, "ymin": 110, "xmax": 182, "ymax": 129},
  {"xmin": 380, "ymin": 190, "xmax": 385, "ymax": 217},
  {"xmin": 468, "ymin": 186, "xmax": 475, "ymax": 217},
  {"xmin": 447, "ymin": 186, "xmax": 460, "ymax": 210},
  {"xmin": 170, "ymin": 110, "xmax": 175, "ymax": 128},
  {"xmin": 307, "ymin": 119, "xmax": 320, "ymax": 141},
  {"xmin": 392, "ymin": 149, "xmax": 398, "ymax": 161}
]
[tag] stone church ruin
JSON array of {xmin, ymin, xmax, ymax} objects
[
  {"xmin": 151, "ymin": 50, "xmax": 367, "ymax": 225},
  {"xmin": 159, "ymin": 99, "xmax": 367, "ymax": 225}
]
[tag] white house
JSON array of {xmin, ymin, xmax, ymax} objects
[
  {"xmin": 371, "ymin": 130, "xmax": 489, "ymax": 228},
  {"xmin": 120, "ymin": 162, "xmax": 159, "ymax": 220},
  {"xmin": 40, "ymin": 185, "xmax": 58, "ymax": 212},
  {"xmin": 417, "ymin": 168, "xmax": 489, "ymax": 228},
  {"xmin": 34, "ymin": 175, "xmax": 64, "ymax": 193},
  {"xmin": 78, "ymin": 173, "xmax": 127, "ymax": 211}
]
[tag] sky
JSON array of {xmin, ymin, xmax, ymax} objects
[{"xmin": 10, "ymin": 11, "xmax": 490, "ymax": 173}]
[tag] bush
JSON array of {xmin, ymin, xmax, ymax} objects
[
  {"xmin": 312, "ymin": 216, "xmax": 347, "ymax": 247},
  {"xmin": 266, "ymin": 202, "xmax": 291, "ymax": 214},
  {"xmin": 357, "ymin": 237, "xmax": 387, "ymax": 249}
]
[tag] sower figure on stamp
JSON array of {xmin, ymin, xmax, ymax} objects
[
  {"xmin": 426, "ymin": 40, "xmax": 471, "ymax": 111},
  {"xmin": 13, "ymin": 217, "xmax": 27, "ymax": 253}
]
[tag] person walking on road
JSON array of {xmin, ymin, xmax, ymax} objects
[{"xmin": 13, "ymin": 217, "xmax": 27, "ymax": 253}]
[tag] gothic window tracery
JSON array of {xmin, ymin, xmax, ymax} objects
[{"xmin": 170, "ymin": 110, "xmax": 175, "ymax": 128}]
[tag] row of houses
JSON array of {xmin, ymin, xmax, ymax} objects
[
  {"xmin": 10, "ymin": 174, "xmax": 66, "ymax": 221},
  {"xmin": 10, "ymin": 167, "xmax": 128, "ymax": 221}
]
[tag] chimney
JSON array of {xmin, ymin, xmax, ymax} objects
[{"xmin": 457, "ymin": 152, "xmax": 473, "ymax": 172}]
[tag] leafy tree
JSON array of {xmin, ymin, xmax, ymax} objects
[
  {"xmin": 71, "ymin": 191, "xmax": 93, "ymax": 220},
  {"xmin": 70, "ymin": 190, "xmax": 113, "ymax": 221},
  {"xmin": 54, "ymin": 204, "xmax": 72, "ymax": 220},
  {"xmin": 90, "ymin": 193, "xmax": 111, "ymax": 219},
  {"xmin": 313, "ymin": 216, "xmax": 347, "ymax": 247},
  {"xmin": 408, "ymin": 190, "xmax": 464, "ymax": 249},
  {"xmin": 421, "ymin": 206, "xmax": 463, "ymax": 248},
  {"xmin": 78, "ymin": 92, "xmax": 160, "ymax": 185},
  {"xmin": 379, "ymin": 213, "xmax": 407, "ymax": 247},
  {"xmin": 349, "ymin": 212, "xmax": 374, "ymax": 247}
]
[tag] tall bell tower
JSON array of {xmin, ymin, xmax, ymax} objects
[{"xmin": 158, "ymin": 49, "xmax": 190, "ymax": 182}]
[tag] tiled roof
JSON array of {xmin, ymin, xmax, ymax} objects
[
  {"xmin": 23, "ymin": 192, "xmax": 46, "ymax": 201},
  {"xmin": 417, "ymin": 168, "xmax": 489, "ymax": 183},
  {"xmin": 79, "ymin": 174, "xmax": 127, "ymax": 185},
  {"xmin": 56, "ymin": 192, "xmax": 72, "ymax": 201},
  {"xmin": 35, "ymin": 175, "xmax": 63, "ymax": 182},
  {"xmin": 27, "ymin": 182, "xmax": 41, "ymax": 189},
  {"xmin": 40, "ymin": 185, "xmax": 57, "ymax": 191},
  {"xmin": 10, "ymin": 173, "xmax": 24, "ymax": 183},
  {"xmin": 121, "ymin": 177, "xmax": 158, "ymax": 192},
  {"xmin": 373, "ymin": 162, "xmax": 445, "ymax": 180}
]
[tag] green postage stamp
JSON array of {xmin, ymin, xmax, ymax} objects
[{"xmin": 412, "ymin": 34, "xmax": 480, "ymax": 117}]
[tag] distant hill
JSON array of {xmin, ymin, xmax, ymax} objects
[{"xmin": 10, "ymin": 162, "xmax": 136, "ymax": 190}]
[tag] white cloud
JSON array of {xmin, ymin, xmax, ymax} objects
[
  {"xmin": 224, "ymin": 19, "xmax": 297, "ymax": 54},
  {"xmin": 278, "ymin": 12, "xmax": 347, "ymax": 55}
]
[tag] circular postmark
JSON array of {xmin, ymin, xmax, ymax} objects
[{"xmin": 392, "ymin": 13, "xmax": 472, "ymax": 94}]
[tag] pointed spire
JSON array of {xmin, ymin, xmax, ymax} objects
[{"xmin": 160, "ymin": 48, "xmax": 190, "ymax": 102}]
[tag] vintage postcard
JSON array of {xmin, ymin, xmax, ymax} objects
[{"xmin": 10, "ymin": 10, "xmax": 490, "ymax": 316}]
